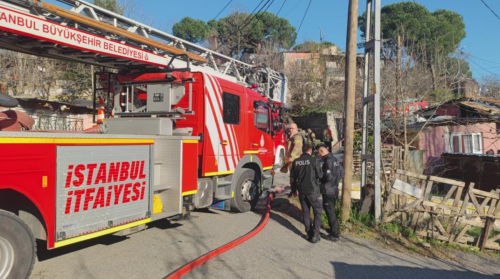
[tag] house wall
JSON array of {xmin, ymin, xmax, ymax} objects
[
  {"xmin": 418, "ymin": 122, "xmax": 500, "ymax": 174},
  {"xmin": 434, "ymin": 105, "xmax": 460, "ymax": 117}
]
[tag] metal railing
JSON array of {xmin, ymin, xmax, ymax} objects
[{"xmin": 33, "ymin": 115, "xmax": 84, "ymax": 131}]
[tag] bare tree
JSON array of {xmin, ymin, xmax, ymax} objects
[
  {"xmin": 380, "ymin": 39, "xmax": 463, "ymax": 173},
  {"xmin": 480, "ymin": 75, "xmax": 500, "ymax": 98}
]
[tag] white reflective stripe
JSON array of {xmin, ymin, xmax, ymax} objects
[
  {"xmin": 204, "ymin": 82, "xmax": 227, "ymax": 172},
  {"xmin": 230, "ymin": 125, "xmax": 241, "ymax": 160},
  {"xmin": 205, "ymin": 75, "xmax": 236, "ymax": 170},
  {"xmin": 212, "ymin": 77, "xmax": 241, "ymax": 161}
]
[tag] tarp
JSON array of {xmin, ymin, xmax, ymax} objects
[{"xmin": 0, "ymin": 110, "xmax": 35, "ymax": 131}]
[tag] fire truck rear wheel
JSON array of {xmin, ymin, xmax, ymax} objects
[
  {"xmin": 0, "ymin": 210, "xmax": 36, "ymax": 279},
  {"xmin": 230, "ymin": 169, "xmax": 260, "ymax": 213}
]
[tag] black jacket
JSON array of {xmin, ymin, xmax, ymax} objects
[
  {"xmin": 290, "ymin": 153, "xmax": 323, "ymax": 195},
  {"xmin": 320, "ymin": 153, "xmax": 345, "ymax": 196}
]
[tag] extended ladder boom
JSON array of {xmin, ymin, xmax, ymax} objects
[{"xmin": 0, "ymin": 0, "xmax": 288, "ymax": 102}]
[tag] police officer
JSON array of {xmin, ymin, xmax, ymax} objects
[
  {"xmin": 316, "ymin": 143, "xmax": 344, "ymax": 242},
  {"xmin": 290, "ymin": 144, "xmax": 323, "ymax": 243}
]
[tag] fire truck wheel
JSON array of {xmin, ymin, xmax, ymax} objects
[
  {"xmin": 0, "ymin": 210, "xmax": 36, "ymax": 279},
  {"xmin": 231, "ymin": 169, "xmax": 260, "ymax": 213},
  {"xmin": 279, "ymin": 149, "xmax": 285, "ymax": 167}
]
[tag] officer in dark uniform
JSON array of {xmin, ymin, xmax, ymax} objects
[
  {"xmin": 316, "ymin": 143, "xmax": 345, "ymax": 242},
  {"xmin": 290, "ymin": 144, "xmax": 324, "ymax": 243}
]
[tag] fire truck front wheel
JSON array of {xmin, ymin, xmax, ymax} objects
[
  {"xmin": 230, "ymin": 169, "xmax": 260, "ymax": 213},
  {"xmin": 0, "ymin": 210, "xmax": 36, "ymax": 279}
]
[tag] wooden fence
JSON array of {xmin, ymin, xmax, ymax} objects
[{"xmin": 383, "ymin": 169, "xmax": 500, "ymax": 251}]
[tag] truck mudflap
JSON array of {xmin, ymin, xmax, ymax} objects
[{"xmin": 54, "ymin": 145, "xmax": 152, "ymax": 247}]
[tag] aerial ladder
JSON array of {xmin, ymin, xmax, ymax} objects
[{"xmin": 0, "ymin": 0, "xmax": 288, "ymax": 103}]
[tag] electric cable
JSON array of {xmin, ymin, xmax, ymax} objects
[
  {"xmin": 480, "ymin": 0, "xmax": 500, "ymax": 21},
  {"xmin": 296, "ymin": 0, "xmax": 312, "ymax": 36},
  {"xmin": 213, "ymin": 0, "xmax": 234, "ymax": 20},
  {"xmin": 276, "ymin": 0, "xmax": 287, "ymax": 16}
]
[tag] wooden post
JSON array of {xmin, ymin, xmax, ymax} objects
[
  {"xmin": 341, "ymin": 0, "xmax": 359, "ymax": 223},
  {"xmin": 479, "ymin": 217, "xmax": 494, "ymax": 252}
]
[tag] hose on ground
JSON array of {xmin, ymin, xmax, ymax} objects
[{"xmin": 163, "ymin": 193, "xmax": 275, "ymax": 279}]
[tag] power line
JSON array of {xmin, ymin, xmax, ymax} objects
[
  {"xmin": 480, "ymin": 0, "xmax": 500, "ymax": 21},
  {"xmin": 242, "ymin": 0, "xmax": 273, "ymax": 29},
  {"xmin": 276, "ymin": 0, "xmax": 287, "ymax": 16},
  {"xmin": 285, "ymin": 0, "xmax": 305, "ymax": 17},
  {"xmin": 214, "ymin": 0, "xmax": 270, "ymax": 51},
  {"xmin": 468, "ymin": 57, "xmax": 500, "ymax": 77},
  {"xmin": 296, "ymin": 0, "xmax": 312, "ymax": 36},
  {"xmin": 246, "ymin": 0, "xmax": 275, "ymax": 30},
  {"xmin": 213, "ymin": 0, "xmax": 233, "ymax": 20},
  {"xmin": 468, "ymin": 53, "xmax": 500, "ymax": 66},
  {"xmin": 238, "ymin": 0, "xmax": 275, "ymax": 46}
]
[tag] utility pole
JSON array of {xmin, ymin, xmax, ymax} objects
[
  {"xmin": 457, "ymin": 49, "xmax": 462, "ymax": 97},
  {"xmin": 342, "ymin": 0, "xmax": 359, "ymax": 222},
  {"xmin": 360, "ymin": 0, "xmax": 382, "ymax": 222},
  {"xmin": 320, "ymin": 28, "xmax": 327, "ymax": 89}
]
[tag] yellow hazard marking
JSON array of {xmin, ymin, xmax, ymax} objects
[
  {"xmin": 54, "ymin": 218, "xmax": 151, "ymax": 248},
  {"xmin": 250, "ymin": 156, "xmax": 253, "ymax": 162},
  {"xmin": 0, "ymin": 138, "xmax": 154, "ymax": 144},
  {"xmin": 153, "ymin": 195, "xmax": 163, "ymax": 214},
  {"xmin": 232, "ymin": 191, "xmax": 235, "ymax": 198},
  {"xmin": 182, "ymin": 190, "xmax": 198, "ymax": 196},
  {"xmin": 263, "ymin": 166, "xmax": 273, "ymax": 170},
  {"xmin": 204, "ymin": 170, "xmax": 234, "ymax": 177},
  {"xmin": 183, "ymin": 140, "xmax": 198, "ymax": 144},
  {"xmin": 244, "ymin": 151, "xmax": 259, "ymax": 154},
  {"xmin": 42, "ymin": 176, "xmax": 48, "ymax": 188}
]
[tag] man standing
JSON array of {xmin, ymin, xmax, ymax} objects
[
  {"xmin": 306, "ymin": 128, "xmax": 316, "ymax": 148},
  {"xmin": 290, "ymin": 144, "xmax": 323, "ymax": 243},
  {"xmin": 316, "ymin": 143, "xmax": 344, "ymax": 242},
  {"xmin": 283, "ymin": 123, "xmax": 303, "ymax": 173},
  {"xmin": 323, "ymin": 125, "xmax": 333, "ymax": 152}
]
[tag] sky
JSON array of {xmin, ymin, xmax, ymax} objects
[{"xmin": 46, "ymin": 0, "xmax": 500, "ymax": 81}]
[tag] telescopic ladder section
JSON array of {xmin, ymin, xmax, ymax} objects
[{"xmin": 0, "ymin": 0, "xmax": 288, "ymax": 102}]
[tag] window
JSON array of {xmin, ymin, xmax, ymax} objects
[
  {"xmin": 254, "ymin": 102, "xmax": 270, "ymax": 133},
  {"xmin": 447, "ymin": 133, "xmax": 482, "ymax": 154},
  {"xmin": 451, "ymin": 135, "xmax": 461, "ymax": 153},
  {"xmin": 473, "ymin": 134, "xmax": 482, "ymax": 153},
  {"xmin": 463, "ymin": 135, "xmax": 473, "ymax": 153},
  {"xmin": 222, "ymin": 92, "xmax": 240, "ymax": 125}
]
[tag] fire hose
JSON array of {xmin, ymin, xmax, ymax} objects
[{"xmin": 163, "ymin": 192, "xmax": 278, "ymax": 279}]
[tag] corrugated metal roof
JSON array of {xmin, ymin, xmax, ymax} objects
[{"xmin": 460, "ymin": 101, "xmax": 500, "ymax": 114}]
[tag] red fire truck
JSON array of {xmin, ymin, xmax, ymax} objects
[{"xmin": 0, "ymin": 1, "xmax": 289, "ymax": 278}]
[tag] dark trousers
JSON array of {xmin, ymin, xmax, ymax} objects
[
  {"xmin": 323, "ymin": 194, "xmax": 339, "ymax": 237},
  {"xmin": 299, "ymin": 194, "xmax": 323, "ymax": 238}
]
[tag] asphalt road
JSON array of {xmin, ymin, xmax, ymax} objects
[{"xmin": 31, "ymin": 173, "xmax": 500, "ymax": 279}]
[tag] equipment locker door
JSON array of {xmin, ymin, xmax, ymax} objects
[{"xmin": 55, "ymin": 145, "xmax": 152, "ymax": 243}]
